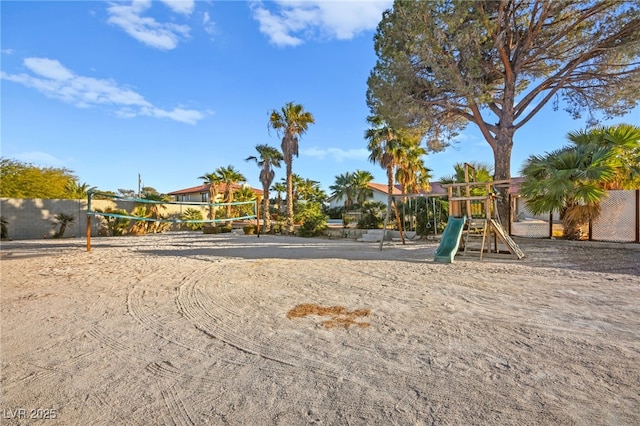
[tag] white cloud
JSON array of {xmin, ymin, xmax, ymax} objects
[
  {"xmin": 203, "ymin": 11, "xmax": 216, "ymax": 36},
  {"xmin": 301, "ymin": 147, "xmax": 369, "ymax": 162},
  {"xmin": 1, "ymin": 48, "xmax": 15, "ymax": 55},
  {"xmin": 251, "ymin": 0, "xmax": 392, "ymax": 47},
  {"xmin": 14, "ymin": 151, "xmax": 68, "ymax": 167},
  {"xmin": 106, "ymin": 0, "xmax": 191, "ymax": 50},
  {"xmin": 24, "ymin": 57, "xmax": 75, "ymax": 81},
  {"xmin": 1, "ymin": 57, "xmax": 206, "ymax": 125},
  {"xmin": 160, "ymin": 0, "xmax": 195, "ymax": 15}
]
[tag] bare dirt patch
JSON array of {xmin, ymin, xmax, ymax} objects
[{"xmin": 1, "ymin": 233, "xmax": 639, "ymax": 425}]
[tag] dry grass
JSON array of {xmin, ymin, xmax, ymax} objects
[{"xmin": 287, "ymin": 303, "xmax": 371, "ymax": 329}]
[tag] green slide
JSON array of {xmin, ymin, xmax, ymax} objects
[{"xmin": 433, "ymin": 216, "xmax": 466, "ymax": 263}]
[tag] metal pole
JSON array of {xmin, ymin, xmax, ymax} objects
[
  {"xmin": 256, "ymin": 197, "xmax": 261, "ymax": 238},
  {"xmin": 86, "ymin": 191, "xmax": 92, "ymax": 252}
]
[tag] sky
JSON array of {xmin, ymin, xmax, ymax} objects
[{"xmin": 2, "ymin": 0, "xmax": 638, "ymax": 196}]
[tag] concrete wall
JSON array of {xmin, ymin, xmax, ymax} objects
[{"xmin": 0, "ymin": 198, "xmax": 214, "ymax": 240}]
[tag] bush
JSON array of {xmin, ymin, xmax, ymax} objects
[
  {"xmin": 357, "ymin": 201, "xmax": 386, "ymax": 229},
  {"xmin": 96, "ymin": 208, "xmax": 130, "ymax": 236},
  {"xmin": 1, "ymin": 216, "xmax": 8, "ymax": 240},
  {"xmin": 295, "ymin": 202, "xmax": 328, "ymax": 237},
  {"xmin": 243, "ymin": 224, "xmax": 257, "ymax": 235},
  {"xmin": 182, "ymin": 208, "xmax": 204, "ymax": 230}
]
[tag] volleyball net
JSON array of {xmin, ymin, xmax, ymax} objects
[{"xmin": 86, "ymin": 191, "xmax": 259, "ymax": 250}]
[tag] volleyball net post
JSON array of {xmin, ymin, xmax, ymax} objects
[{"xmin": 86, "ymin": 190, "xmax": 259, "ymax": 251}]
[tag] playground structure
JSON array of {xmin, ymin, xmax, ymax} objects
[{"xmin": 434, "ymin": 164, "xmax": 525, "ymax": 263}]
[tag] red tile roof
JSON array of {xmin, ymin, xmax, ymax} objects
[{"xmin": 169, "ymin": 183, "xmax": 264, "ymax": 196}]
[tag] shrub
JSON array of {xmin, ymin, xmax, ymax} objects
[
  {"xmin": 97, "ymin": 208, "xmax": 130, "ymax": 236},
  {"xmin": 219, "ymin": 224, "xmax": 232, "ymax": 233},
  {"xmin": 243, "ymin": 224, "xmax": 257, "ymax": 235},
  {"xmin": 357, "ymin": 201, "xmax": 386, "ymax": 229},
  {"xmin": 295, "ymin": 202, "xmax": 328, "ymax": 237},
  {"xmin": 182, "ymin": 208, "xmax": 204, "ymax": 230},
  {"xmin": 1, "ymin": 216, "xmax": 8, "ymax": 239}
]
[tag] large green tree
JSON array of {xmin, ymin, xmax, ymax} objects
[
  {"xmin": 268, "ymin": 102, "xmax": 315, "ymax": 233},
  {"xmin": 368, "ymin": 0, "xmax": 640, "ymax": 221},
  {"xmin": 0, "ymin": 158, "xmax": 82, "ymax": 199},
  {"xmin": 246, "ymin": 144, "xmax": 283, "ymax": 232}
]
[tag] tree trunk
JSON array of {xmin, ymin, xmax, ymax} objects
[
  {"xmin": 262, "ymin": 187, "xmax": 271, "ymax": 233},
  {"xmin": 379, "ymin": 166, "xmax": 395, "ymax": 251},
  {"xmin": 492, "ymin": 129, "xmax": 514, "ymax": 226},
  {"xmin": 285, "ymin": 159, "xmax": 294, "ymax": 234}
]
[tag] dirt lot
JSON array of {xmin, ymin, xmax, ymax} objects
[{"xmin": 1, "ymin": 233, "xmax": 639, "ymax": 425}]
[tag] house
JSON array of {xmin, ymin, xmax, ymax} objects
[
  {"xmin": 168, "ymin": 183, "xmax": 264, "ymax": 203},
  {"xmin": 326, "ymin": 182, "xmax": 448, "ymax": 210}
]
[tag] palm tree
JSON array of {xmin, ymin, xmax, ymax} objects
[
  {"xmin": 246, "ymin": 144, "xmax": 283, "ymax": 232},
  {"xmin": 330, "ymin": 172, "xmax": 355, "ymax": 210},
  {"xmin": 567, "ymin": 124, "xmax": 640, "ymax": 190},
  {"xmin": 520, "ymin": 144, "xmax": 615, "ymax": 240},
  {"xmin": 198, "ymin": 171, "xmax": 222, "ymax": 220},
  {"xmin": 271, "ymin": 181, "xmax": 286, "ymax": 215},
  {"xmin": 65, "ymin": 181, "xmax": 96, "ymax": 199},
  {"xmin": 233, "ymin": 186, "xmax": 257, "ymax": 219},
  {"xmin": 395, "ymin": 143, "xmax": 431, "ymax": 194},
  {"xmin": 216, "ymin": 165, "xmax": 246, "ymax": 219},
  {"xmin": 365, "ymin": 115, "xmax": 406, "ymax": 243},
  {"xmin": 296, "ymin": 177, "xmax": 325, "ymax": 203},
  {"xmin": 268, "ymin": 102, "xmax": 315, "ymax": 233},
  {"xmin": 351, "ymin": 170, "xmax": 374, "ymax": 206}
]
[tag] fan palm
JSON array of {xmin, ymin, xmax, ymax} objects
[
  {"xmin": 395, "ymin": 142, "xmax": 431, "ymax": 194},
  {"xmin": 198, "ymin": 171, "xmax": 222, "ymax": 220},
  {"xmin": 330, "ymin": 172, "xmax": 355, "ymax": 210},
  {"xmin": 246, "ymin": 144, "xmax": 283, "ymax": 232},
  {"xmin": 567, "ymin": 124, "xmax": 640, "ymax": 190},
  {"xmin": 351, "ymin": 170, "xmax": 374, "ymax": 206},
  {"xmin": 365, "ymin": 115, "xmax": 407, "ymax": 243},
  {"xmin": 520, "ymin": 144, "xmax": 616, "ymax": 240},
  {"xmin": 216, "ymin": 165, "xmax": 246, "ymax": 219},
  {"xmin": 268, "ymin": 102, "xmax": 315, "ymax": 233}
]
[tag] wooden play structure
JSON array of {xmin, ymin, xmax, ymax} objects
[{"xmin": 441, "ymin": 164, "xmax": 524, "ymax": 260}]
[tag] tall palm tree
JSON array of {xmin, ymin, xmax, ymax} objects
[
  {"xmin": 268, "ymin": 102, "xmax": 315, "ymax": 233},
  {"xmin": 351, "ymin": 170, "xmax": 374, "ymax": 206},
  {"xmin": 198, "ymin": 171, "xmax": 222, "ymax": 220},
  {"xmin": 216, "ymin": 165, "xmax": 246, "ymax": 219},
  {"xmin": 246, "ymin": 144, "xmax": 283, "ymax": 232},
  {"xmin": 330, "ymin": 172, "xmax": 355, "ymax": 210},
  {"xmin": 520, "ymin": 144, "xmax": 616, "ymax": 240},
  {"xmin": 365, "ymin": 115, "xmax": 406, "ymax": 243}
]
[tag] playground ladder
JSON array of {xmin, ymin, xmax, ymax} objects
[
  {"xmin": 462, "ymin": 218, "xmax": 525, "ymax": 260},
  {"xmin": 463, "ymin": 218, "xmax": 490, "ymax": 260}
]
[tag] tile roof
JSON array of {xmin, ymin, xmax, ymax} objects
[{"xmin": 168, "ymin": 183, "xmax": 264, "ymax": 196}]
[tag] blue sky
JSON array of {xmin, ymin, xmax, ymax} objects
[{"xmin": 2, "ymin": 1, "xmax": 638, "ymax": 196}]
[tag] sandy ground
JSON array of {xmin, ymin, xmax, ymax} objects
[{"xmin": 1, "ymin": 232, "xmax": 639, "ymax": 425}]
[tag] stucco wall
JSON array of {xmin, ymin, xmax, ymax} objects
[{"xmin": 0, "ymin": 198, "xmax": 213, "ymax": 240}]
